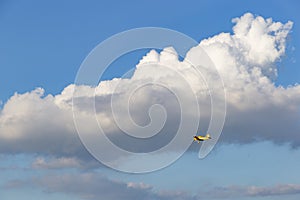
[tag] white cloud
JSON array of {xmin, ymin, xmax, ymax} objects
[
  {"xmin": 30, "ymin": 156, "xmax": 100, "ymax": 170},
  {"xmin": 31, "ymin": 157, "xmax": 82, "ymax": 169},
  {"xmin": 0, "ymin": 88, "xmax": 89, "ymax": 158},
  {"xmin": 0, "ymin": 12, "xmax": 299, "ymax": 165},
  {"xmin": 196, "ymin": 13, "xmax": 299, "ymax": 145}
]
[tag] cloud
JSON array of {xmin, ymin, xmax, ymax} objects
[
  {"xmin": 0, "ymin": 12, "xmax": 299, "ymax": 165},
  {"xmin": 199, "ymin": 184, "xmax": 300, "ymax": 199},
  {"xmin": 197, "ymin": 13, "xmax": 299, "ymax": 145},
  {"xmin": 31, "ymin": 157, "xmax": 82, "ymax": 169},
  {"xmin": 4, "ymin": 172, "xmax": 300, "ymax": 200},
  {"xmin": 30, "ymin": 156, "xmax": 100, "ymax": 170},
  {"xmin": 3, "ymin": 173, "xmax": 196, "ymax": 200},
  {"xmin": 0, "ymin": 88, "xmax": 91, "ymax": 159}
]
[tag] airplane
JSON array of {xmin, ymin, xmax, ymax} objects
[{"xmin": 193, "ymin": 134, "xmax": 211, "ymax": 143}]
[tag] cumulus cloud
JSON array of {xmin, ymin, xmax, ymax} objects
[
  {"xmin": 197, "ymin": 13, "xmax": 299, "ymax": 145},
  {"xmin": 0, "ymin": 88, "xmax": 90, "ymax": 158},
  {"xmin": 0, "ymin": 12, "xmax": 299, "ymax": 165}
]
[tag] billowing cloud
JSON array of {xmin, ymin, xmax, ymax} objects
[
  {"xmin": 196, "ymin": 13, "xmax": 299, "ymax": 145},
  {"xmin": 0, "ymin": 12, "xmax": 299, "ymax": 165},
  {"xmin": 0, "ymin": 88, "xmax": 90, "ymax": 158}
]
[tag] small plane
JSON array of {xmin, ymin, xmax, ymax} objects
[{"xmin": 193, "ymin": 134, "xmax": 211, "ymax": 143}]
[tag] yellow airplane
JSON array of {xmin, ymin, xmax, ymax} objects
[{"xmin": 193, "ymin": 134, "xmax": 211, "ymax": 143}]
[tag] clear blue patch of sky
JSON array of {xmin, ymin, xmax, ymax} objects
[{"xmin": 1, "ymin": 188, "xmax": 79, "ymax": 200}]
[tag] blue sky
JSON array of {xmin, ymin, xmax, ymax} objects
[{"xmin": 1, "ymin": 1, "xmax": 300, "ymax": 200}]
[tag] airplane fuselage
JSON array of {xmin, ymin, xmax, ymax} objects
[
  {"xmin": 193, "ymin": 134, "xmax": 211, "ymax": 143},
  {"xmin": 194, "ymin": 136, "xmax": 205, "ymax": 141}
]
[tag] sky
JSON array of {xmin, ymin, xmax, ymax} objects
[{"xmin": 1, "ymin": 0, "xmax": 300, "ymax": 200}]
